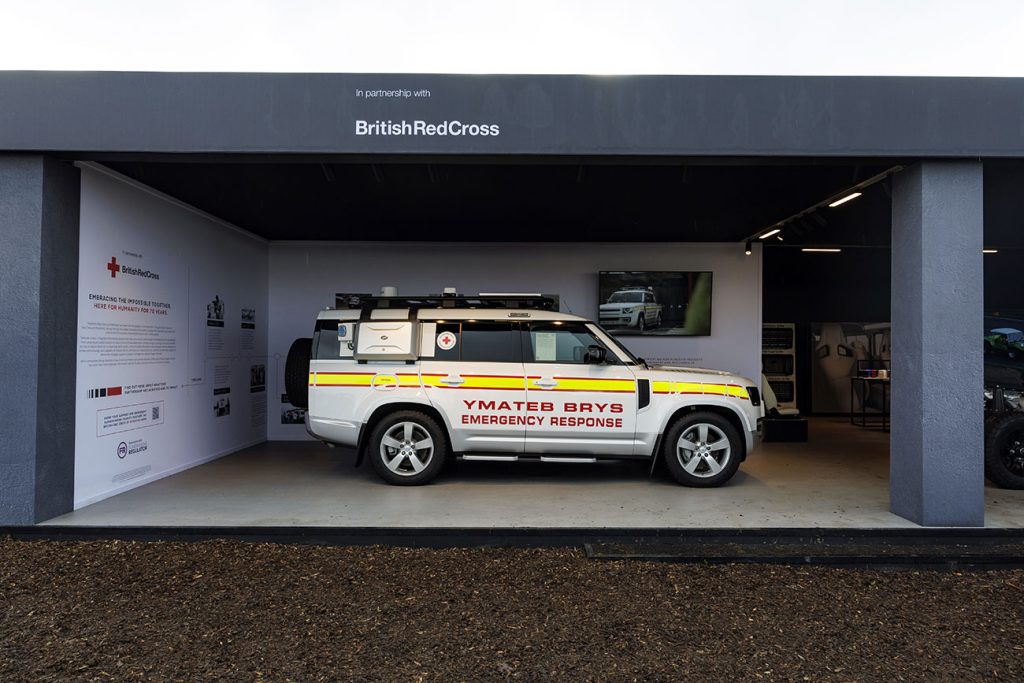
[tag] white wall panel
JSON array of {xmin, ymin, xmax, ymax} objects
[{"xmin": 74, "ymin": 166, "xmax": 269, "ymax": 507}]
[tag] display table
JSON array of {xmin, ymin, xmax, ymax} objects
[{"xmin": 849, "ymin": 377, "xmax": 890, "ymax": 431}]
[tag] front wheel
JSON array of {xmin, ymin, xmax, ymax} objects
[
  {"xmin": 369, "ymin": 411, "xmax": 447, "ymax": 486},
  {"xmin": 663, "ymin": 412, "xmax": 742, "ymax": 487},
  {"xmin": 985, "ymin": 413, "xmax": 1024, "ymax": 489},
  {"xmin": 636, "ymin": 313, "xmax": 646, "ymax": 330}
]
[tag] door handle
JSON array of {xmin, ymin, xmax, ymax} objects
[
  {"xmin": 440, "ymin": 376, "xmax": 465, "ymax": 386},
  {"xmin": 533, "ymin": 378, "xmax": 559, "ymax": 389}
]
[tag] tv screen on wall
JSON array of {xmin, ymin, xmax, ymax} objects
[{"xmin": 598, "ymin": 271, "xmax": 713, "ymax": 336}]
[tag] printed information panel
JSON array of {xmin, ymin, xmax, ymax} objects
[{"xmin": 74, "ymin": 167, "xmax": 268, "ymax": 508}]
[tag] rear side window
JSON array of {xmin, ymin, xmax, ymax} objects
[
  {"xmin": 426, "ymin": 321, "xmax": 522, "ymax": 363},
  {"xmin": 432, "ymin": 322, "xmax": 461, "ymax": 361},
  {"xmin": 313, "ymin": 319, "xmax": 341, "ymax": 359},
  {"xmin": 460, "ymin": 322, "xmax": 522, "ymax": 363}
]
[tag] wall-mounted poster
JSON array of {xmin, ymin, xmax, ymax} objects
[
  {"xmin": 598, "ymin": 271, "xmax": 713, "ymax": 336},
  {"xmin": 74, "ymin": 166, "xmax": 268, "ymax": 508},
  {"xmin": 811, "ymin": 322, "xmax": 891, "ymax": 413}
]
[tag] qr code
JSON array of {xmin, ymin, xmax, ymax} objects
[{"xmin": 152, "ymin": 406, "xmax": 161, "ymax": 420}]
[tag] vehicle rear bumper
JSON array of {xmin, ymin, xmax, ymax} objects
[{"xmin": 307, "ymin": 416, "xmax": 360, "ymax": 447}]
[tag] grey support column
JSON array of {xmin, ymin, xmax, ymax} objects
[
  {"xmin": 890, "ymin": 161, "xmax": 984, "ymax": 527},
  {"xmin": 0, "ymin": 155, "xmax": 80, "ymax": 524}
]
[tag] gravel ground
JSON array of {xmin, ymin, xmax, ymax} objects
[{"xmin": 2, "ymin": 538, "xmax": 1024, "ymax": 682}]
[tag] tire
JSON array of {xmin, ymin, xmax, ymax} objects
[
  {"xmin": 985, "ymin": 413, "xmax": 1024, "ymax": 489},
  {"xmin": 663, "ymin": 411, "xmax": 742, "ymax": 487},
  {"xmin": 369, "ymin": 410, "xmax": 448, "ymax": 486},
  {"xmin": 637, "ymin": 313, "xmax": 646, "ymax": 330},
  {"xmin": 284, "ymin": 338, "xmax": 312, "ymax": 409},
  {"xmin": 654, "ymin": 312, "xmax": 662, "ymax": 329}
]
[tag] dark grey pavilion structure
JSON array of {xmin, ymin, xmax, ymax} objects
[{"xmin": 2, "ymin": 72, "xmax": 1022, "ymax": 527}]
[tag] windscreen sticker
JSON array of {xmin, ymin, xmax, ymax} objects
[{"xmin": 437, "ymin": 331, "xmax": 457, "ymax": 351}]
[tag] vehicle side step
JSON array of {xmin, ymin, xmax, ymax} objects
[
  {"xmin": 540, "ymin": 456, "xmax": 597, "ymax": 463},
  {"xmin": 460, "ymin": 454, "xmax": 519, "ymax": 462}
]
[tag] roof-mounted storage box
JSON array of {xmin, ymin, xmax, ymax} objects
[{"xmin": 354, "ymin": 321, "xmax": 419, "ymax": 361}]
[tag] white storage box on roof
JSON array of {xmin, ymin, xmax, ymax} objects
[{"xmin": 355, "ymin": 317, "xmax": 418, "ymax": 361}]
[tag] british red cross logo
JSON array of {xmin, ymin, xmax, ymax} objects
[
  {"xmin": 437, "ymin": 332, "xmax": 456, "ymax": 350},
  {"xmin": 106, "ymin": 257, "xmax": 120, "ymax": 278}
]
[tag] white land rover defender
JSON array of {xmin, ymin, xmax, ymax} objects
[
  {"xmin": 285, "ymin": 293, "xmax": 762, "ymax": 487},
  {"xmin": 599, "ymin": 286, "xmax": 663, "ymax": 330}
]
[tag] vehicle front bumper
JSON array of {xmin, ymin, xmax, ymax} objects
[{"xmin": 599, "ymin": 313, "xmax": 638, "ymax": 327}]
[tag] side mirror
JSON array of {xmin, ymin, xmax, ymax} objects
[{"xmin": 584, "ymin": 345, "xmax": 607, "ymax": 364}]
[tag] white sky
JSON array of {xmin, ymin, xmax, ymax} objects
[{"xmin": 3, "ymin": 0, "xmax": 1024, "ymax": 76}]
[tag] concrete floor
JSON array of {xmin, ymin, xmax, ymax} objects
[{"xmin": 45, "ymin": 418, "xmax": 1023, "ymax": 528}]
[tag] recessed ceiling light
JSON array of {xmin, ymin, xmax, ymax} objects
[
  {"xmin": 759, "ymin": 228, "xmax": 781, "ymax": 239},
  {"xmin": 802, "ymin": 248, "xmax": 842, "ymax": 253},
  {"xmin": 828, "ymin": 192, "xmax": 862, "ymax": 208}
]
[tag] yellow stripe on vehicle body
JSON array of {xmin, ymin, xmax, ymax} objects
[
  {"xmin": 313, "ymin": 373, "xmax": 375, "ymax": 387},
  {"xmin": 651, "ymin": 380, "xmax": 749, "ymax": 400},
  {"xmin": 651, "ymin": 380, "xmax": 672, "ymax": 394},
  {"xmin": 311, "ymin": 372, "xmax": 423, "ymax": 388},
  {"xmin": 726, "ymin": 385, "xmax": 750, "ymax": 399},
  {"xmin": 461, "ymin": 375, "xmax": 527, "ymax": 390},
  {"xmin": 540, "ymin": 377, "xmax": 636, "ymax": 392}
]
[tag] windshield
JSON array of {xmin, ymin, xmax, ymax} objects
[
  {"xmin": 608, "ymin": 291, "xmax": 643, "ymax": 303},
  {"xmin": 587, "ymin": 323, "xmax": 645, "ymax": 366}
]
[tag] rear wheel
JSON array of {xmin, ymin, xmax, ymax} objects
[
  {"xmin": 284, "ymin": 338, "xmax": 312, "ymax": 409},
  {"xmin": 369, "ymin": 411, "xmax": 448, "ymax": 486},
  {"xmin": 985, "ymin": 413, "xmax": 1024, "ymax": 489},
  {"xmin": 663, "ymin": 412, "xmax": 742, "ymax": 487}
]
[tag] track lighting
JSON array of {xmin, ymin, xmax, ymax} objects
[
  {"xmin": 828, "ymin": 192, "xmax": 862, "ymax": 208},
  {"xmin": 744, "ymin": 240, "xmax": 752, "ymax": 255}
]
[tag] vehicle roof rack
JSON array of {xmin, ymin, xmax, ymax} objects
[{"xmin": 335, "ymin": 292, "xmax": 560, "ymax": 312}]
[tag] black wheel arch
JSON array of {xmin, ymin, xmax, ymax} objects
[{"xmin": 649, "ymin": 404, "xmax": 749, "ymax": 476}]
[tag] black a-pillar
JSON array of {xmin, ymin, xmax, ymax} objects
[{"xmin": 890, "ymin": 161, "xmax": 985, "ymax": 527}]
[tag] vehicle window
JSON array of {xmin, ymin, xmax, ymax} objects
[
  {"xmin": 525, "ymin": 323, "xmax": 610, "ymax": 364},
  {"xmin": 313, "ymin": 319, "xmax": 342, "ymax": 359},
  {"xmin": 643, "ymin": 292, "xmax": 652, "ymax": 303},
  {"xmin": 608, "ymin": 291, "xmax": 642, "ymax": 303},
  {"xmin": 459, "ymin": 322, "xmax": 522, "ymax": 363}
]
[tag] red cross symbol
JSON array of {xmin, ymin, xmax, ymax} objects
[
  {"xmin": 106, "ymin": 257, "xmax": 120, "ymax": 278},
  {"xmin": 439, "ymin": 333, "xmax": 455, "ymax": 347}
]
